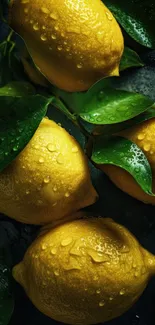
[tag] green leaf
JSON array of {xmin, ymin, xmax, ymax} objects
[
  {"xmin": 80, "ymin": 87, "xmax": 153, "ymax": 125},
  {"xmin": 51, "ymin": 96, "xmax": 77, "ymax": 122},
  {"xmin": 0, "ymin": 81, "xmax": 35, "ymax": 96},
  {"xmin": 120, "ymin": 47, "xmax": 144, "ymax": 71},
  {"xmin": 55, "ymin": 78, "xmax": 154, "ymax": 125},
  {"xmin": 92, "ymin": 136, "xmax": 153, "ymax": 195},
  {"xmin": 104, "ymin": 0, "xmax": 155, "ymax": 48},
  {"xmin": 0, "ymin": 262, "xmax": 14, "ymax": 325},
  {"xmin": 93, "ymin": 104, "xmax": 155, "ymax": 136},
  {"xmin": 0, "ymin": 84, "xmax": 50, "ymax": 171}
]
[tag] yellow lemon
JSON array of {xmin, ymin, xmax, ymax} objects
[
  {"xmin": 0, "ymin": 118, "xmax": 97, "ymax": 224},
  {"xmin": 9, "ymin": 0, "xmax": 124, "ymax": 92},
  {"xmin": 13, "ymin": 216, "xmax": 155, "ymax": 325},
  {"xmin": 101, "ymin": 118, "xmax": 155, "ymax": 204}
]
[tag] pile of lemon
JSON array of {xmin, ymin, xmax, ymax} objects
[{"xmin": 1, "ymin": 0, "xmax": 154, "ymax": 324}]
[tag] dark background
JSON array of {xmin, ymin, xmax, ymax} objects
[{"xmin": 1, "ymin": 19, "xmax": 155, "ymax": 325}]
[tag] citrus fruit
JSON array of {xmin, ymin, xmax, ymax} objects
[
  {"xmin": 0, "ymin": 118, "xmax": 97, "ymax": 224},
  {"xmin": 101, "ymin": 118, "xmax": 155, "ymax": 204},
  {"xmin": 13, "ymin": 216, "xmax": 155, "ymax": 324},
  {"xmin": 9, "ymin": 0, "xmax": 124, "ymax": 92}
]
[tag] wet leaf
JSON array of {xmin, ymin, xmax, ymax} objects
[
  {"xmin": 92, "ymin": 136, "xmax": 153, "ymax": 195},
  {"xmin": 80, "ymin": 87, "xmax": 153, "ymax": 125},
  {"xmin": 104, "ymin": 0, "xmax": 155, "ymax": 48},
  {"xmin": 0, "ymin": 81, "xmax": 35, "ymax": 96},
  {"xmin": 0, "ymin": 82, "xmax": 50, "ymax": 172},
  {"xmin": 120, "ymin": 47, "xmax": 144, "ymax": 71},
  {"xmin": 93, "ymin": 104, "xmax": 155, "ymax": 136},
  {"xmin": 56, "ymin": 78, "xmax": 153, "ymax": 125}
]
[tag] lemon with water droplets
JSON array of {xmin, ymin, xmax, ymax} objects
[
  {"xmin": 101, "ymin": 118, "xmax": 155, "ymax": 204},
  {"xmin": 0, "ymin": 118, "xmax": 97, "ymax": 224},
  {"xmin": 9, "ymin": 0, "xmax": 124, "ymax": 92},
  {"xmin": 13, "ymin": 216, "xmax": 155, "ymax": 324}
]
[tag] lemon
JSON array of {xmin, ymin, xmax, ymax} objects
[
  {"xmin": 13, "ymin": 216, "xmax": 155, "ymax": 325},
  {"xmin": 9, "ymin": 0, "xmax": 124, "ymax": 92},
  {"xmin": 101, "ymin": 118, "xmax": 155, "ymax": 204},
  {"xmin": 0, "ymin": 118, "xmax": 97, "ymax": 224}
]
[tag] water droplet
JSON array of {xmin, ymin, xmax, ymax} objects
[
  {"xmin": 39, "ymin": 157, "xmax": 44, "ymax": 163},
  {"xmin": 53, "ymin": 185, "xmax": 57, "ymax": 192},
  {"xmin": 57, "ymin": 153, "xmax": 64, "ymax": 164},
  {"xmin": 42, "ymin": 25, "xmax": 46, "ymax": 30},
  {"xmin": 106, "ymin": 11, "xmax": 113, "ymax": 20},
  {"xmin": 26, "ymin": 189, "xmax": 30, "ymax": 195},
  {"xmin": 30, "ymin": 19, "xmax": 34, "ymax": 24},
  {"xmin": 88, "ymin": 249, "xmax": 109, "ymax": 263},
  {"xmin": 55, "ymin": 25, "xmax": 59, "ymax": 31},
  {"xmin": 150, "ymin": 150, "xmax": 154, "ymax": 155},
  {"xmin": 61, "ymin": 237, "xmax": 73, "ymax": 247},
  {"xmin": 24, "ymin": 7, "xmax": 29, "ymax": 13},
  {"xmin": 21, "ymin": 0, "xmax": 29, "ymax": 3},
  {"xmin": 51, "ymin": 34, "xmax": 57, "ymax": 40},
  {"xmin": 41, "ymin": 7, "xmax": 50, "ymax": 14},
  {"xmin": 33, "ymin": 23, "xmax": 39, "ymax": 31},
  {"xmin": 137, "ymin": 133, "xmax": 145, "ymax": 141},
  {"xmin": 34, "ymin": 144, "xmax": 39, "ymax": 149},
  {"xmin": 57, "ymin": 45, "xmax": 62, "ymax": 51},
  {"xmin": 121, "ymin": 245, "xmax": 130, "ymax": 253},
  {"xmin": 65, "ymin": 192, "xmax": 70, "ymax": 198},
  {"xmin": 47, "ymin": 143, "xmax": 56, "ymax": 152},
  {"xmin": 51, "ymin": 247, "xmax": 57, "ymax": 255},
  {"xmin": 120, "ymin": 289, "xmax": 125, "ymax": 295},
  {"xmin": 99, "ymin": 300, "xmax": 105, "ymax": 307},
  {"xmin": 77, "ymin": 63, "xmax": 83, "ymax": 69},
  {"xmin": 109, "ymin": 297, "xmax": 113, "ymax": 301},
  {"xmin": 72, "ymin": 146, "xmax": 78, "ymax": 153},
  {"xmin": 133, "ymin": 263, "xmax": 137, "ymax": 268},
  {"xmin": 49, "ymin": 12, "xmax": 58, "ymax": 20},
  {"xmin": 54, "ymin": 270, "xmax": 59, "ymax": 276},
  {"xmin": 96, "ymin": 289, "xmax": 101, "ymax": 294},
  {"xmin": 4, "ymin": 152, "xmax": 8, "ymax": 156},
  {"xmin": 70, "ymin": 246, "xmax": 81, "ymax": 256},
  {"xmin": 42, "ymin": 244, "xmax": 46, "ymax": 250},
  {"xmin": 143, "ymin": 143, "xmax": 151, "ymax": 152},
  {"xmin": 44, "ymin": 176, "xmax": 50, "ymax": 184},
  {"xmin": 13, "ymin": 146, "xmax": 18, "ymax": 152},
  {"xmin": 41, "ymin": 34, "xmax": 47, "ymax": 41}
]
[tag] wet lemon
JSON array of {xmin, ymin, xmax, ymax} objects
[
  {"xmin": 101, "ymin": 118, "xmax": 155, "ymax": 204},
  {"xmin": 13, "ymin": 216, "xmax": 155, "ymax": 325},
  {"xmin": 0, "ymin": 118, "xmax": 97, "ymax": 224},
  {"xmin": 9, "ymin": 0, "xmax": 124, "ymax": 92}
]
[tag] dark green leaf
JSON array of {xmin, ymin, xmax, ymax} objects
[
  {"xmin": 55, "ymin": 78, "xmax": 153, "ymax": 125},
  {"xmin": 93, "ymin": 104, "xmax": 155, "ymax": 136},
  {"xmin": 80, "ymin": 87, "xmax": 153, "ymax": 125},
  {"xmin": 120, "ymin": 47, "xmax": 144, "ymax": 71},
  {"xmin": 0, "ymin": 92, "xmax": 50, "ymax": 172},
  {"xmin": 104, "ymin": 0, "xmax": 155, "ymax": 48},
  {"xmin": 51, "ymin": 96, "xmax": 77, "ymax": 122},
  {"xmin": 92, "ymin": 136, "xmax": 153, "ymax": 195},
  {"xmin": 0, "ymin": 81, "xmax": 35, "ymax": 96}
]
